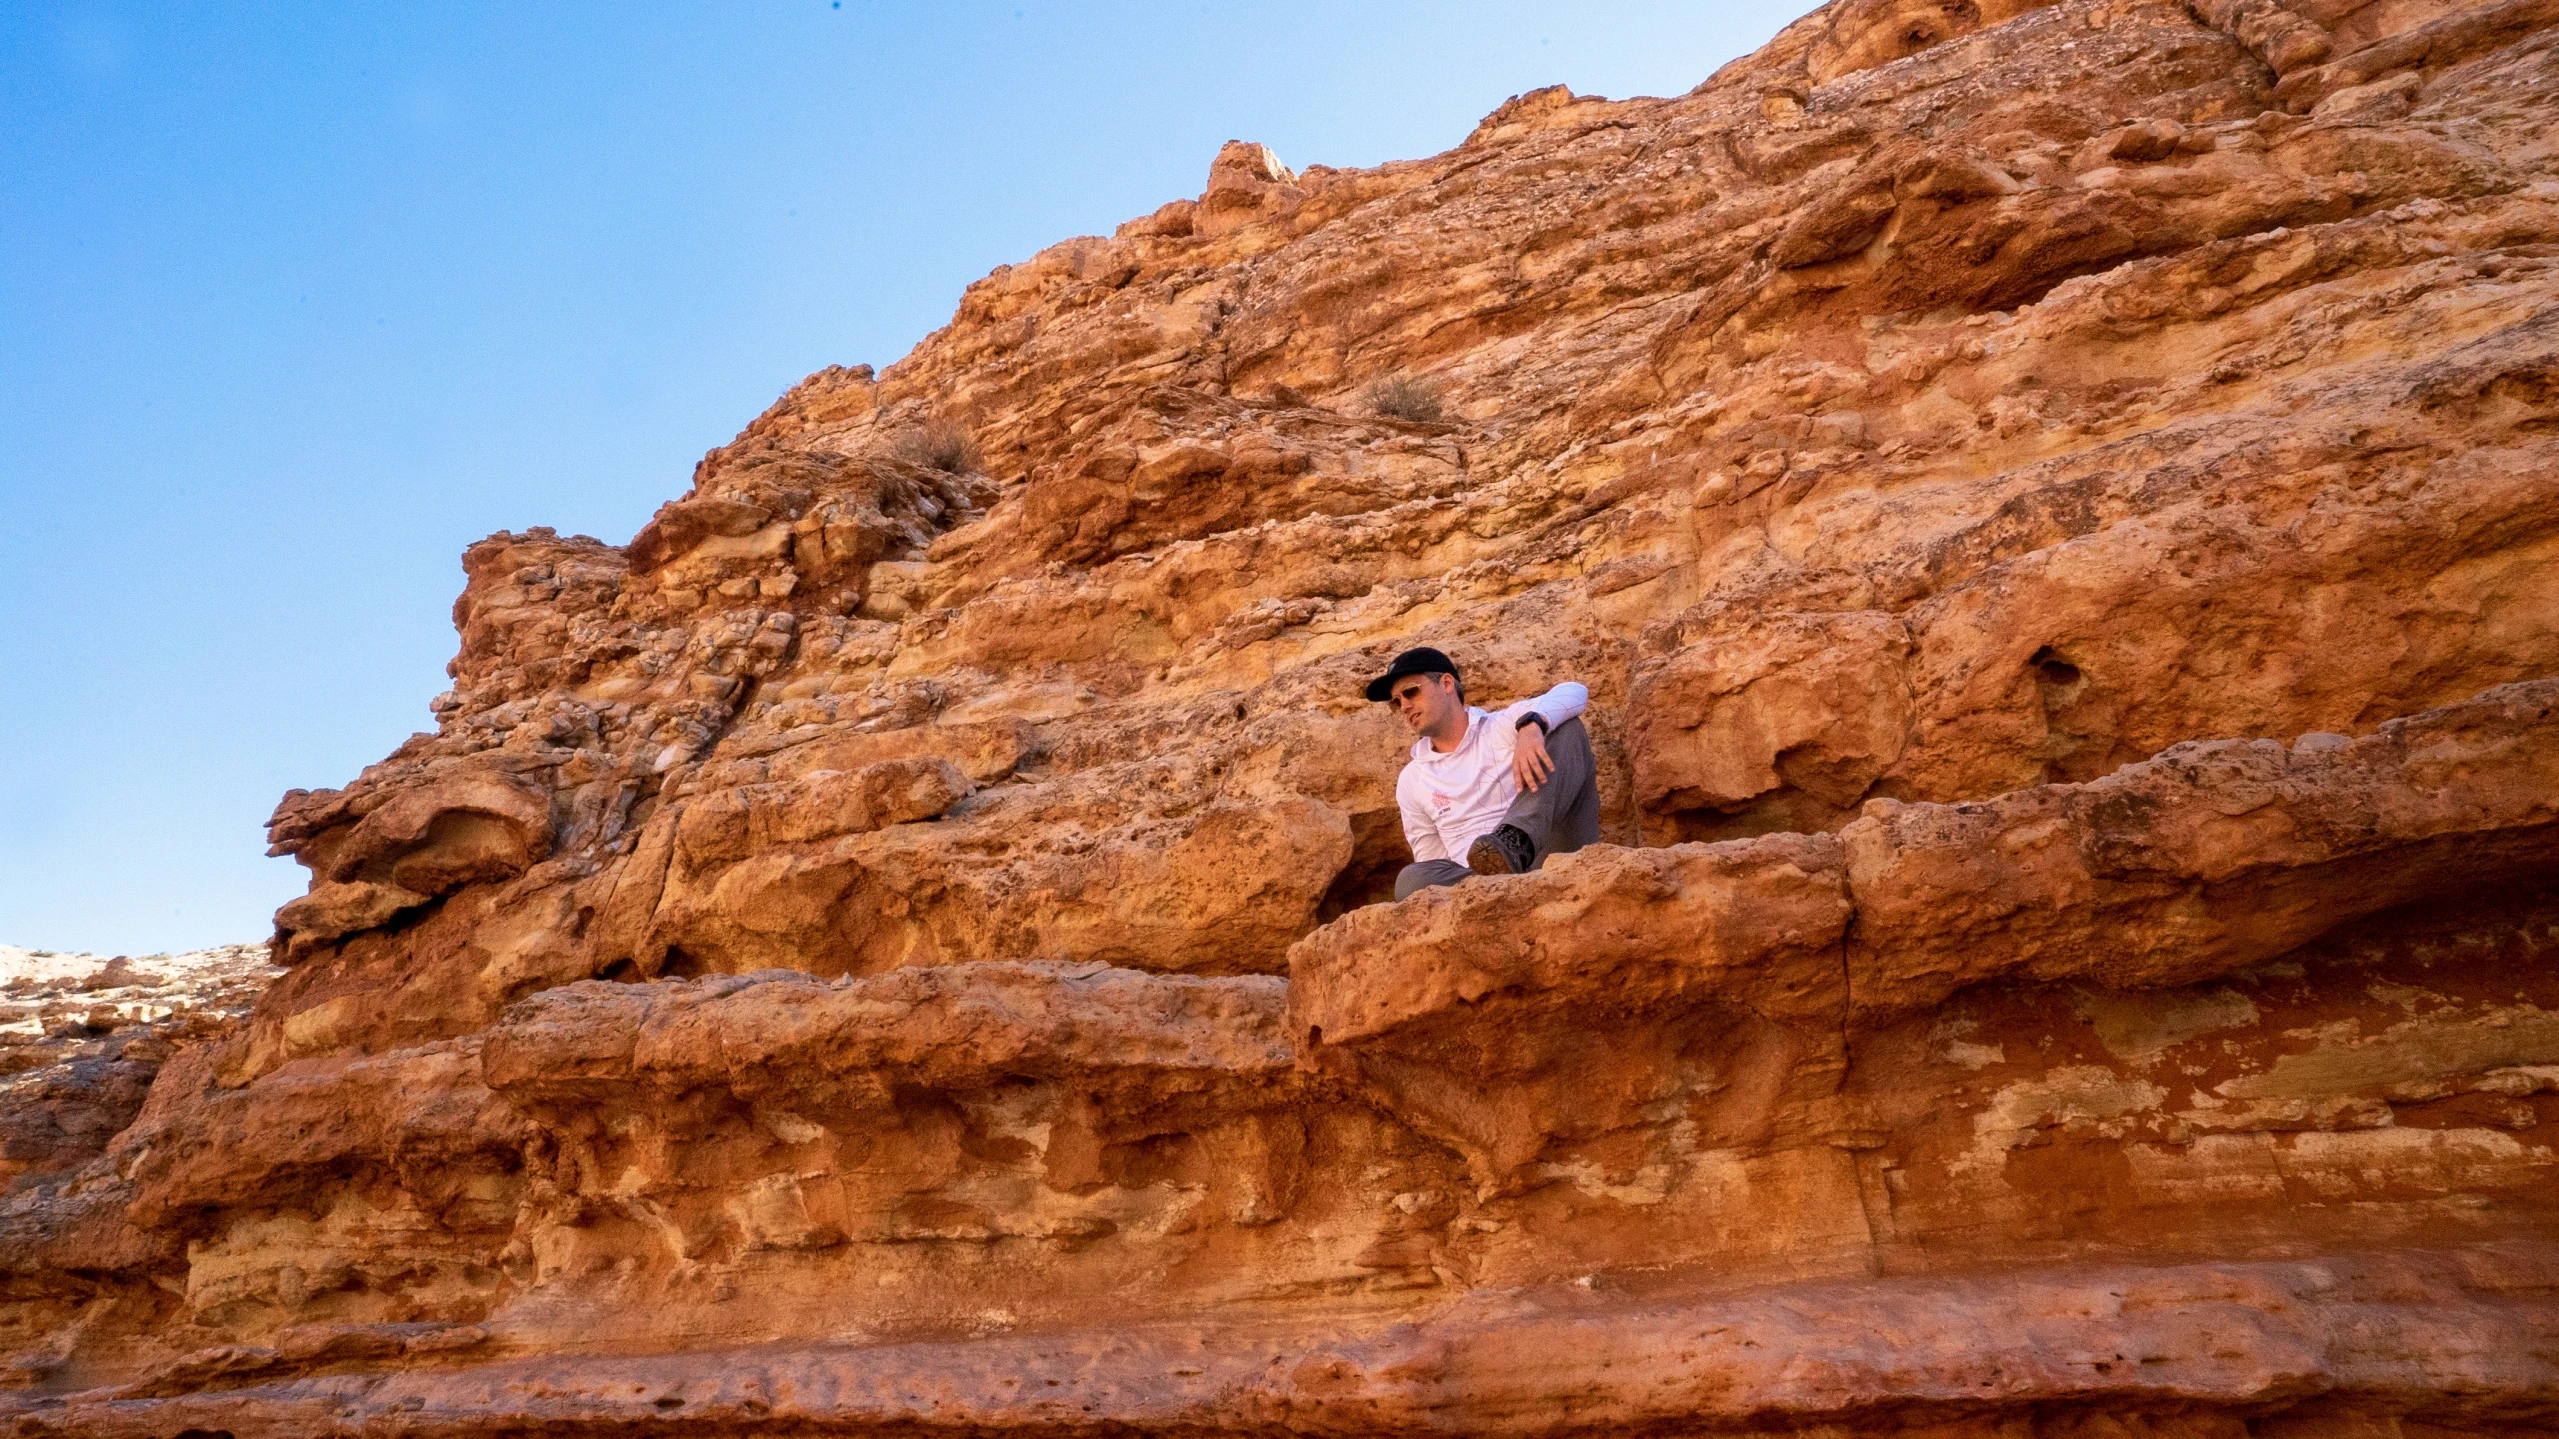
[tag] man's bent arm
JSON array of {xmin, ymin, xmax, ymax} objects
[{"xmin": 1515, "ymin": 681, "xmax": 1588, "ymax": 733}]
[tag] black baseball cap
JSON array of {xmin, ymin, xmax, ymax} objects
[{"xmin": 1365, "ymin": 646, "xmax": 1460, "ymax": 702}]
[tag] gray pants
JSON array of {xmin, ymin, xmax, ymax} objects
[{"xmin": 1394, "ymin": 717, "xmax": 1600, "ymax": 900}]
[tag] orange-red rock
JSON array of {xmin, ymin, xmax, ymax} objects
[{"xmin": 9, "ymin": 0, "xmax": 2559, "ymax": 1430}]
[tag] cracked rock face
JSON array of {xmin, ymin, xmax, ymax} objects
[{"xmin": 8, "ymin": 0, "xmax": 2559, "ymax": 1431}]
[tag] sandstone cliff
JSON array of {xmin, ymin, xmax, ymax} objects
[{"xmin": 6, "ymin": 0, "xmax": 2559, "ymax": 1431}]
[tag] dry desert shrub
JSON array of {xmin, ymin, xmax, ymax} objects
[
  {"xmin": 890, "ymin": 420, "xmax": 983, "ymax": 475},
  {"xmin": 1363, "ymin": 375, "xmax": 1445, "ymax": 423}
]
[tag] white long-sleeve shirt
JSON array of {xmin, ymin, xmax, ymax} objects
[{"xmin": 1396, "ymin": 682, "xmax": 1588, "ymax": 863}]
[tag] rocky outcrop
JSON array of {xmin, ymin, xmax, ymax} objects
[
  {"xmin": 8, "ymin": 0, "xmax": 2559, "ymax": 1430},
  {"xmin": 0, "ymin": 946, "xmax": 275, "ymax": 1191},
  {"xmin": 1293, "ymin": 680, "xmax": 2559, "ymax": 1193},
  {"xmin": 0, "ymin": 946, "xmax": 277, "ymax": 1385}
]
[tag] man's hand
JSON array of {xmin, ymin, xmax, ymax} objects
[{"xmin": 1512, "ymin": 722, "xmax": 1554, "ymax": 792}]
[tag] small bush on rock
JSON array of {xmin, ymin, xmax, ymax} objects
[
  {"xmin": 1364, "ymin": 376, "xmax": 1445, "ymax": 424},
  {"xmin": 891, "ymin": 421, "xmax": 984, "ymax": 475}
]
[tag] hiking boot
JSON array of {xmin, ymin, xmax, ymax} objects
[{"xmin": 1467, "ymin": 824, "xmax": 1536, "ymax": 877}]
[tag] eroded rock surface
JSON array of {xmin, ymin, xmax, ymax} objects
[{"xmin": 9, "ymin": 0, "xmax": 2559, "ymax": 1430}]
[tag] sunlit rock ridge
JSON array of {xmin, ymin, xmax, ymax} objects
[{"xmin": 6, "ymin": 0, "xmax": 2559, "ymax": 1431}]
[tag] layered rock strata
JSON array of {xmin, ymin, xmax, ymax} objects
[
  {"xmin": 8, "ymin": 0, "xmax": 2559, "ymax": 1430},
  {"xmin": 0, "ymin": 945, "xmax": 276, "ymax": 1388}
]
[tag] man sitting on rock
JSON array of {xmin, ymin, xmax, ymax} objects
[{"xmin": 1367, "ymin": 646, "xmax": 1599, "ymax": 900}]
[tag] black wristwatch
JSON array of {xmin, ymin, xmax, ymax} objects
[{"xmin": 1515, "ymin": 713, "xmax": 1550, "ymax": 734}]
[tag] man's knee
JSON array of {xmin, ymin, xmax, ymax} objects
[
  {"xmin": 1393, "ymin": 859, "xmax": 1471, "ymax": 901},
  {"xmin": 1527, "ymin": 716, "xmax": 1599, "ymax": 858},
  {"xmin": 1547, "ymin": 715, "xmax": 1594, "ymax": 764}
]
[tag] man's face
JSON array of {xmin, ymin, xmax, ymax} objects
[{"xmin": 1390, "ymin": 671, "xmax": 1461, "ymax": 737}]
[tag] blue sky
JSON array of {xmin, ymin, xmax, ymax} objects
[{"xmin": 0, "ymin": 1, "xmax": 1804, "ymax": 955}]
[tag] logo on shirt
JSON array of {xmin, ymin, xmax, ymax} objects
[{"xmin": 1431, "ymin": 791, "xmax": 1451, "ymax": 809}]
